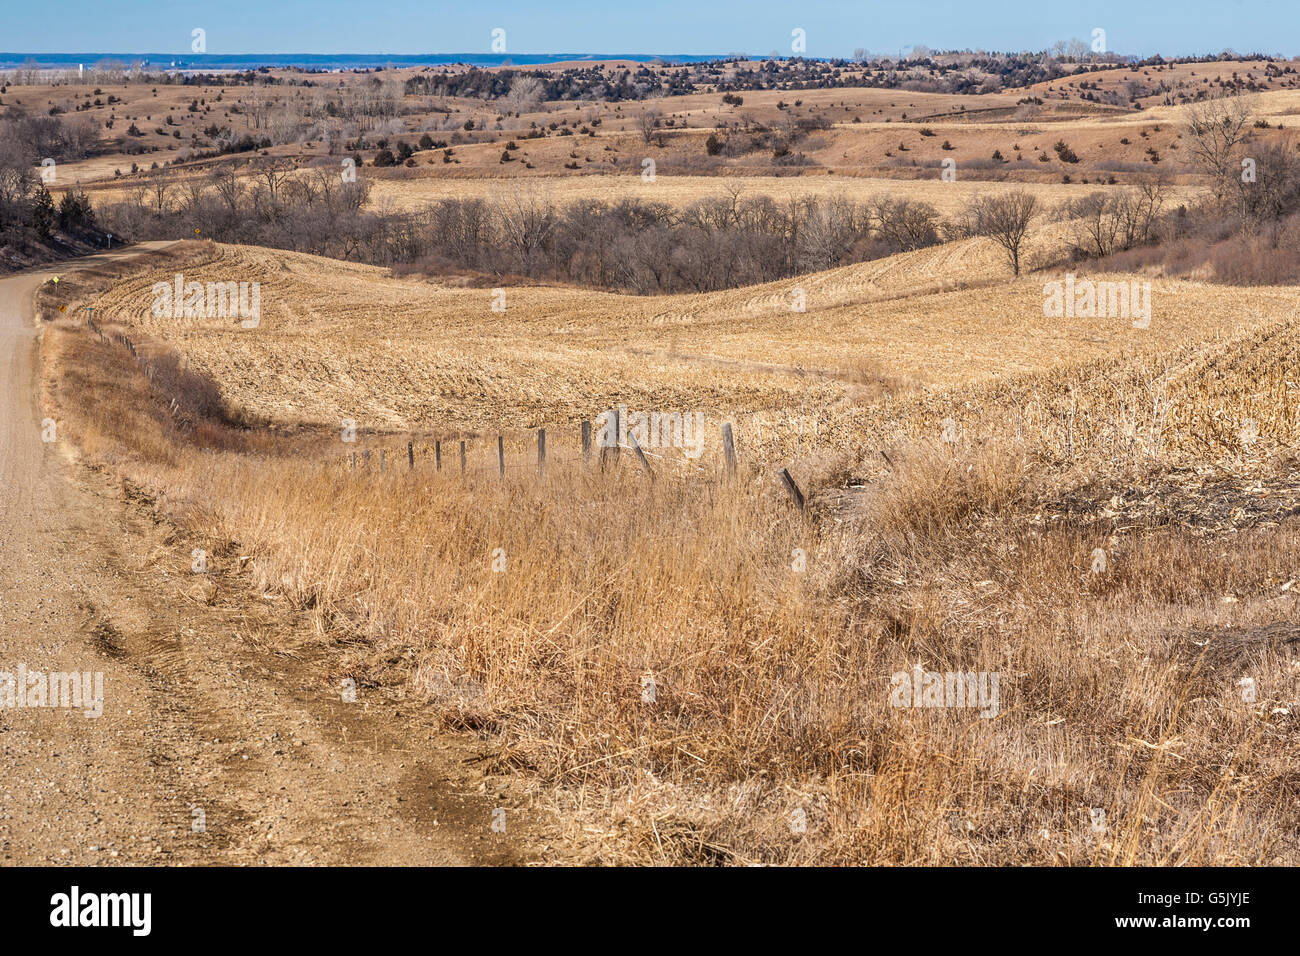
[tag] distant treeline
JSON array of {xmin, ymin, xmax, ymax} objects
[
  {"xmin": 92, "ymin": 88, "xmax": 1300, "ymax": 293},
  {"xmin": 98, "ymin": 166, "xmax": 958, "ymax": 293},
  {"xmin": 400, "ymin": 51, "xmax": 1288, "ymax": 104}
]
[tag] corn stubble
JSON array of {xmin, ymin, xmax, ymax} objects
[{"xmin": 42, "ymin": 236, "xmax": 1300, "ymax": 865}]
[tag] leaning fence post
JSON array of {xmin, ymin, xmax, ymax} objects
[
  {"xmin": 581, "ymin": 420, "xmax": 591, "ymax": 461},
  {"xmin": 408, "ymin": 441, "xmax": 415, "ymax": 470},
  {"xmin": 779, "ymin": 468, "xmax": 806, "ymax": 512},
  {"xmin": 498, "ymin": 435, "xmax": 505, "ymax": 477},
  {"xmin": 629, "ymin": 433, "xmax": 656, "ymax": 485},
  {"xmin": 721, "ymin": 422, "xmax": 737, "ymax": 476},
  {"xmin": 537, "ymin": 428, "xmax": 546, "ymax": 475}
]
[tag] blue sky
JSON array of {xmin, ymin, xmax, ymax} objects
[{"xmin": 4, "ymin": 0, "xmax": 1296, "ymax": 57}]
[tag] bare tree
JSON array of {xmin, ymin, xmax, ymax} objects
[
  {"xmin": 1238, "ymin": 138, "xmax": 1300, "ymax": 223},
  {"xmin": 874, "ymin": 198, "xmax": 941, "ymax": 252},
  {"xmin": 254, "ymin": 157, "xmax": 295, "ymax": 206},
  {"xmin": 125, "ymin": 183, "xmax": 148, "ymax": 217},
  {"xmin": 968, "ymin": 191, "xmax": 1038, "ymax": 275},
  {"xmin": 721, "ymin": 182, "xmax": 745, "ymax": 226},
  {"xmin": 181, "ymin": 177, "xmax": 208, "ymax": 217},
  {"xmin": 145, "ymin": 169, "xmax": 171, "ymax": 216},
  {"xmin": 243, "ymin": 84, "xmax": 273, "ymax": 131},
  {"xmin": 282, "ymin": 175, "xmax": 317, "ymax": 210},
  {"xmin": 339, "ymin": 177, "xmax": 371, "ymax": 213},
  {"xmin": 1064, "ymin": 38, "xmax": 1089, "ymax": 61},
  {"xmin": 1066, "ymin": 192, "xmax": 1120, "ymax": 257},
  {"xmin": 638, "ymin": 105, "xmax": 662, "ymax": 145},
  {"xmin": 1185, "ymin": 92, "xmax": 1255, "ymax": 205},
  {"xmin": 59, "ymin": 116, "xmax": 98, "ymax": 159},
  {"xmin": 309, "ymin": 164, "xmax": 339, "ymax": 207},
  {"xmin": 500, "ymin": 74, "xmax": 544, "ymax": 116},
  {"xmin": 0, "ymin": 126, "xmax": 35, "ymax": 211},
  {"xmin": 798, "ymin": 197, "xmax": 862, "ymax": 269},
  {"xmin": 495, "ymin": 186, "xmax": 556, "ymax": 270},
  {"xmin": 1116, "ymin": 179, "xmax": 1167, "ymax": 247},
  {"xmin": 209, "ymin": 163, "xmax": 243, "ymax": 211},
  {"xmin": 1066, "ymin": 180, "xmax": 1166, "ymax": 257}
]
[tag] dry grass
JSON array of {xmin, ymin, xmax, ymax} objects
[{"xmin": 40, "ymin": 232, "xmax": 1300, "ymax": 865}]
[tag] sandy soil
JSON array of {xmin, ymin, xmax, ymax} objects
[{"xmin": 0, "ymin": 246, "xmax": 552, "ymax": 865}]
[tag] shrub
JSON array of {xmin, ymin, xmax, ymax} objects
[
  {"xmin": 1053, "ymin": 140, "xmax": 1079, "ymax": 163},
  {"xmin": 57, "ymin": 190, "xmax": 96, "ymax": 231}
]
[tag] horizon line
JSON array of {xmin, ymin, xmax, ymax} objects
[{"xmin": 3, "ymin": 49, "xmax": 1290, "ymax": 60}]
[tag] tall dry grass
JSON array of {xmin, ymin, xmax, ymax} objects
[{"xmin": 40, "ymin": 310, "xmax": 1300, "ymax": 864}]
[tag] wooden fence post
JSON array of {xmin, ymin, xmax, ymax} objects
[
  {"xmin": 721, "ymin": 422, "xmax": 737, "ymax": 476},
  {"xmin": 408, "ymin": 441, "xmax": 414, "ymax": 470},
  {"xmin": 537, "ymin": 428, "xmax": 546, "ymax": 475},
  {"xmin": 612, "ymin": 408, "xmax": 621, "ymax": 465},
  {"xmin": 459, "ymin": 440, "xmax": 466, "ymax": 473},
  {"xmin": 600, "ymin": 409, "xmax": 620, "ymax": 471},
  {"xmin": 628, "ymin": 433, "xmax": 655, "ymax": 484},
  {"xmin": 380, "ymin": 450, "xmax": 386, "ymax": 472},
  {"xmin": 435, "ymin": 440, "xmax": 442, "ymax": 471},
  {"xmin": 581, "ymin": 420, "xmax": 591, "ymax": 461},
  {"xmin": 779, "ymin": 468, "xmax": 806, "ymax": 512},
  {"xmin": 498, "ymin": 436, "xmax": 505, "ymax": 477},
  {"xmin": 351, "ymin": 452, "xmax": 356, "ymax": 470},
  {"xmin": 362, "ymin": 449, "xmax": 370, "ymax": 468}
]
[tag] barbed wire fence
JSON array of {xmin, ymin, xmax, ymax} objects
[{"xmin": 82, "ymin": 314, "xmax": 811, "ymax": 511}]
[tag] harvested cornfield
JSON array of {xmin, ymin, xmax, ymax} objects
[
  {"xmin": 362, "ymin": 174, "xmax": 1165, "ymax": 218},
  {"xmin": 40, "ymin": 174, "xmax": 1300, "ymax": 869},
  {"xmin": 81, "ymin": 239, "xmax": 1286, "ymax": 445}
]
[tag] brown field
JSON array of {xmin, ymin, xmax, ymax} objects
[
  {"xmin": 73, "ymin": 238, "xmax": 1283, "ymax": 435},
  {"xmin": 16, "ymin": 52, "xmax": 1300, "ymax": 865},
  {"xmin": 40, "ymin": 223, "xmax": 1300, "ymax": 863},
  {"xmin": 34, "ymin": 64, "xmax": 1300, "ymax": 204},
  {"xmin": 73, "ymin": 167, "xmax": 1204, "ymax": 225}
]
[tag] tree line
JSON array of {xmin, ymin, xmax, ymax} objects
[{"xmin": 97, "ymin": 165, "xmax": 974, "ymax": 292}]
